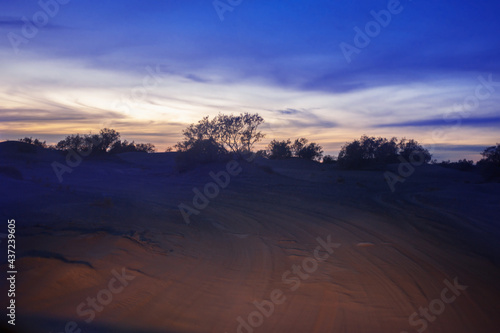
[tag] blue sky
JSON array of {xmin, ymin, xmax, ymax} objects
[{"xmin": 1, "ymin": 0, "xmax": 499, "ymax": 160}]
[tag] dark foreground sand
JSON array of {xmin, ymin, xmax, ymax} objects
[{"xmin": 1, "ymin": 142, "xmax": 499, "ymax": 332}]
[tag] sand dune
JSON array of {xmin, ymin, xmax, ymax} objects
[{"xmin": 1, "ymin": 142, "xmax": 499, "ymax": 332}]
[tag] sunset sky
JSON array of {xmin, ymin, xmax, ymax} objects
[{"xmin": 1, "ymin": 0, "xmax": 499, "ymax": 160}]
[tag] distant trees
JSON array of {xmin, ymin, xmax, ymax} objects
[
  {"xmin": 109, "ymin": 140, "xmax": 156, "ymax": 154},
  {"xmin": 55, "ymin": 128, "xmax": 155, "ymax": 155},
  {"xmin": 19, "ymin": 137, "xmax": 47, "ymax": 148},
  {"xmin": 337, "ymin": 135, "xmax": 431, "ymax": 169},
  {"xmin": 436, "ymin": 159, "xmax": 475, "ymax": 172},
  {"xmin": 267, "ymin": 138, "xmax": 323, "ymax": 161},
  {"xmin": 176, "ymin": 113, "xmax": 265, "ymax": 156}
]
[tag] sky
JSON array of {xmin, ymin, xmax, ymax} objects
[{"xmin": 1, "ymin": 0, "xmax": 499, "ymax": 160}]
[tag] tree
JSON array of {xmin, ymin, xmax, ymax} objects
[
  {"xmin": 398, "ymin": 138, "xmax": 431, "ymax": 164},
  {"xmin": 135, "ymin": 143, "xmax": 156, "ymax": 153},
  {"xmin": 19, "ymin": 137, "xmax": 47, "ymax": 148},
  {"xmin": 337, "ymin": 135, "xmax": 431, "ymax": 169},
  {"xmin": 99, "ymin": 128, "xmax": 120, "ymax": 152},
  {"xmin": 268, "ymin": 139, "xmax": 292, "ymax": 159},
  {"xmin": 292, "ymin": 138, "xmax": 323, "ymax": 161},
  {"xmin": 373, "ymin": 137, "xmax": 399, "ymax": 164},
  {"xmin": 176, "ymin": 113, "xmax": 265, "ymax": 157},
  {"xmin": 480, "ymin": 144, "xmax": 500, "ymax": 164},
  {"xmin": 337, "ymin": 139, "xmax": 366, "ymax": 169},
  {"xmin": 55, "ymin": 128, "xmax": 154, "ymax": 155},
  {"xmin": 217, "ymin": 113, "xmax": 265, "ymax": 154},
  {"xmin": 175, "ymin": 116, "xmax": 219, "ymax": 152},
  {"xmin": 56, "ymin": 134, "xmax": 87, "ymax": 151}
]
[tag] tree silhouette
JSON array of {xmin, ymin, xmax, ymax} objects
[
  {"xmin": 292, "ymin": 138, "xmax": 323, "ymax": 161},
  {"xmin": 338, "ymin": 135, "xmax": 431, "ymax": 169},
  {"xmin": 268, "ymin": 139, "xmax": 292, "ymax": 159},
  {"xmin": 176, "ymin": 113, "xmax": 265, "ymax": 157}
]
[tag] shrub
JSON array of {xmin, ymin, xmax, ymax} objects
[
  {"xmin": 337, "ymin": 135, "xmax": 431, "ymax": 169},
  {"xmin": 337, "ymin": 139, "xmax": 366, "ymax": 169},
  {"xmin": 268, "ymin": 139, "xmax": 292, "ymax": 159},
  {"xmin": 109, "ymin": 141, "xmax": 156, "ymax": 154},
  {"xmin": 55, "ymin": 128, "xmax": 154, "ymax": 155},
  {"xmin": 135, "ymin": 143, "xmax": 156, "ymax": 153},
  {"xmin": 322, "ymin": 155, "xmax": 336, "ymax": 164},
  {"xmin": 373, "ymin": 137, "xmax": 399, "ymax": 164},
  {"xmin": 19, "ymin": 137, "xmax": 47, "ymax": 148},
  {"xmin": 292, "ymin": 138, "xmax": 323, "ymax": 161},
  {"xmin": 398, "ymin": 138, "xmax": 432, "ymax": 164}
]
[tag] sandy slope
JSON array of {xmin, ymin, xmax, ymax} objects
[{"xmin": 1, "ymin": 143, "xmax": 499, "ymax": 333}]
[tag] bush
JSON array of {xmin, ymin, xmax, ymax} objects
[
  {"xmin": 373, "ymin": 137, "xmax": 399, "ymax": 164},
  {"xmin": 322, "ymin": 155, "xmax": 336, "ymax": 164},
  {"xmin": 55, "ymin": 128, "xmax": 154, "ymax": 155},
  {"xmin": 398, "ymin": 138, "xmax": 432, "ymax": 164},
  {"xmin": 109, "ymin": 140, "xmax": 156, "ymax": 154},
  {"xmin": 19, "ymin": 137, "xmax": 47, "ymax": 148},
  {"xmin": 337, "ymin": 139, "xmax": 366, "ymax": 169},
  {"xmin": 337, "ymin": 135, "xmax": 431, "ymax": 169},
  {"xmin": 135, "ymin": 143, "xmax": 156, "ymax": 153},
  {"xmin": 268, "ymin": 139, "xmax": 292, "ymax": 159},
  {"xmin": 292, "ymin": 138, "xmax": 323, "ymax": 161},
  {"xmin": 266, "ymin": 138, "xmax": 323, "ymax": 161},
  {"xmin": 56, "ymin": 128, "xmax": 120, "ymax": 154}
]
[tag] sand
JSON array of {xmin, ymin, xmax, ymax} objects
[{"xmin": 0, "ymin": 141, "xmax": 499, "ymax": 332}]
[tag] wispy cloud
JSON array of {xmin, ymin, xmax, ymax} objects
[{"xmin": 376, "ymin": 116, "xmax": 500, "ymax": 128}]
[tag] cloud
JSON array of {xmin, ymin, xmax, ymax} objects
[
  {"xmin": 376, "ymin": 116, "xmax": 500, "ymax": 128},
  {"xmin": 184, "ymin": 74, "xmax": 211, "ymax": 83},
  {"xmin": 431, "ymin": 144, "xmax": 488, "ymax": 152},
  {"xmin": 0, "ymin": 108, "xmax": 126, "ymax": 123},
  {"xmin": 270, "ymin": 108, "xmax": 338, "ymax": 130},
  {"xmin": 278, "ymin": 108, "xmax": 300, "ymax": 115}
]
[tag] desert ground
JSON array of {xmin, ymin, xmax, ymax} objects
[{"xmin": 1, "ymin": 141, "xmax": 499, "ymax": 333}]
